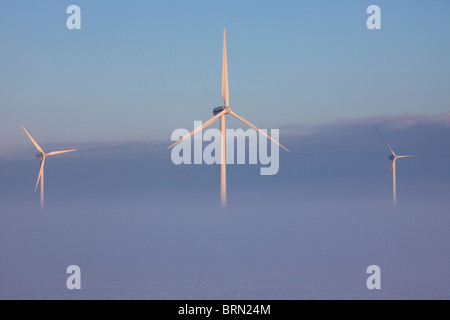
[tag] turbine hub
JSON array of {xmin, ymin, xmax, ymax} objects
[{"xmin": 213, "ymin": 106, "xmax": 231, "ymax": 116}]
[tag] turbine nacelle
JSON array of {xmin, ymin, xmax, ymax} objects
[
  {"xmin": 389, "ymin": 155, "xmax": 395, "ymax": 161},
  {"xmin": 213, "ymin": 106, "xmax": 231, "ymax": 116},
  {"xmin": 36, "ymin": 152, "xmax": 44, "ymax": 160}
]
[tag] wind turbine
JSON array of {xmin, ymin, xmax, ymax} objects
[
  {"xmin": 168, "ymin": 29, "xmax": 290, "ymax": 207},
  {"xmin": 375, "ymin": 127, "xmax": 419, "ymax": 207},
  {"xmin": 21, "ymin": 125, "xmax": 77, "ymax": 209}
]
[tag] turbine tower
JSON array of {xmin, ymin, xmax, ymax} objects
[
  {"xmin": 376, "ymin": 127, "xmax": 419, "ymax": 207},
  {"xmin": 21, "ymin": 125, "xmax": 77, "ymax": 209},
  {"xmin": 169, "ymin": 29, "xmax": 290, "ymax": 207}
]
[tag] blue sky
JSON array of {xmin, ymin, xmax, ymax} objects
[
  {"xmin": 0, "ymin": 1, "xmax": 449, "ymax": 299},
  {"xmin": 1, "ymin": 0, "xmax": 449, "ymax": 149}
]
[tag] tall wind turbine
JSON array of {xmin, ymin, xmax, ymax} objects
[
  {"xmin": 168, "ymin": 29, "xmax": 290, "ymax": 207},
  {"xmin": 21, "ymin": 125, "xmax": 77, "ymax": 209},
  {"xmin": 375, "ymin": 127, "xmax": 419, "ymax": 207}
]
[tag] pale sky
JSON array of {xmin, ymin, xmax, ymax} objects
[{"xmin": 1, "ymin": 0, "xmax": 449, "ymax": 150}]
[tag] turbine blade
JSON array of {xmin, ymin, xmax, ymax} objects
[
  {"xmin": 40, "ymin": 163, "xmax": 45, "ymax": 210},
  {"xmin": 229, "ymin": 110, "xmax": 291, "ymax": 153},
  {"xmin": 375, "ymin": 127, "xmax": 396, "ymax": 156},
  {"xmin": 222, "ymin": 29, "xmax": 229, "ymax": 107},
  {"xmin": 397, "ymin": 155, "xmax": 421, "ymax": 158},
  {"xmin": 47, "ymin": 149, "xmax": 77, "ymax": 156},
  {"xmin": 35, "ymin": 157, "xmax": 45, "ymax": 192},
  {"xmin": 388, "ymin": 161, "xmax": 394, "ymax": 175},
  {"xmin": 21, "ymin": 125, "xmax": 44, "ymax": 154},
  {"xmin": 168, "ymin": 109, "xmax": 227, "ymax": 149},
  {"xmin": 392, "ymin": 159, "xmax": 397, "ymax": 207}
]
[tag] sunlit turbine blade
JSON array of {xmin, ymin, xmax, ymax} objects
[
  {"xmin": 46, "ymin": 149, "xmax": 77, "ymax": 156},
  {"xmin": 21, "ymin": 125, "xmax": 44, "ymax": 154},
  {"xmin": 229, "ymin": 110, "xmax": 291, "ymax": 153},
  {"xmin": 220, "ymin": 29, "xmax": 228, "ymax": 208},
  {"xmin": 40, "ymin": 162, "xmax": 45, "ymax": 210},
  {"xmin": 41, "ymin": 160, "xmax": 44, "ymax": 210},
  {"xmin": 375, "ymin": 127, "xmax": 396, "ymax": 156},
  {"xmin": 222, "ymin": 29, "xmax": 229, "ymax": 107},
  {"xmin": 168, "ymin": 108, "xmax": 228, "ymax": 149},
  {"xmin": 388, "ymin": 161, "xmax": 394, "ymax": 175},
  {"xmin": 392, "ymin": 159, "xmax": 397, "ymax": 207},
  {"xmin": 35, "ymin": 157, "xmax": 46, "ymax": 192},
  {"xmin": 397, "ymin": 155, "xmax": 421, "ymax": 158}
]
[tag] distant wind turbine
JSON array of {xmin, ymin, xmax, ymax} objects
[
  {"xmin": 375, "ymin": 127, "xmax": 419, "ymax": 207},
  {"xmin": 168, "ymin": 29, "xmax": 290, "ymax": 207},
  {"xmin": 21, "ymin": 125, "xmax": 77, "ymax": 209}
]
